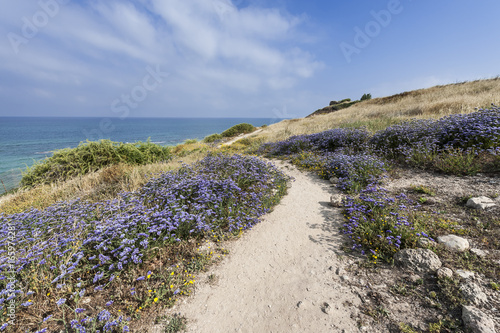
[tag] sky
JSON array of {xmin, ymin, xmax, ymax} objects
[{"xmin": 1, "ymin": 0, "xmax": 499, "ymax": 119}]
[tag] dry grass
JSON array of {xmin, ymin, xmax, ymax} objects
[
  {"xmin": 257, "ymin": 77, "xmax": 500, "ymax": 142},
  {"xmin": 0, "ymin": 147, "xmax": 209, "ymax": 214}
]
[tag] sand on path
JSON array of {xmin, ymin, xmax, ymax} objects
[{"xmin": 153, "ymin": 161, "xmax": 361, "ymax": 333}]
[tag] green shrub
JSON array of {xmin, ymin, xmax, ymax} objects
[
  {"xmin": 221, "ymin": 123, "xmax": 256, "ymax": 137},
  {"xmin": 183, "ymin": 139, "xmax": 198, "ymax": 144},
  {"xmin": 361, "ymin": 93, "xmax": 372, "ymax": 101},
  {"xmin": 21, "ymin": 139, "xmax": 171, "ymax": 187},
  {"xmin": 203, "ymin": 133, "xmax": 223, "ymax": 143}
]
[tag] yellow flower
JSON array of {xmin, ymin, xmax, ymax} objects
[
  {"xmin": 147, "ymin": 274, "xmax": 151, "ymax": 279},
  {"xmin": 148, "ymin": 290, "xmax": 152, "ymax": 293},
  {"xmin": 154, "ymin": 298, "xmax": 158, "ymax": 302},
  {"xmin": 47, "ymin": 292, "xmax": 50, "ymax": 296},
  {"xmin": 170, "ymin": 272, "xmax": 174, "ymax": 276}
]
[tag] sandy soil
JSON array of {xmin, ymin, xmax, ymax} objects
[{"xmin": 151, "ymin": 160, "xmax": 362, "ymax": 333}]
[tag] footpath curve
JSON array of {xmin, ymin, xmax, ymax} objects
[{"xmin": 152, "ymin": 160, "xmax": 361, "ymax": 333}]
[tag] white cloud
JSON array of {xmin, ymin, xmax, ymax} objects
[{"xmin": 0, "ymin": 0, "xmax": 323, "ymax": 117}]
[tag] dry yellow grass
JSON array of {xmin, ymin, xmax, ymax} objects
[{"xmin": 257, "ymin": 77, "xmax": 500, "ymax": 142}]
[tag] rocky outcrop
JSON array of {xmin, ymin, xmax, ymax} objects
[
  {"xmin": 462, "ymin": 306, "xmax": 496, "ymax": 333},
  {"xmin": 436, "ymin": 267, "xmax": 453, "ymax": 279},
  {"xmin": 460, "ymin": 281, "xmax": 488, "ymax": 306}
]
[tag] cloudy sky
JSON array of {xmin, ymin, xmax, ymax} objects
[{"xmin": 1, "ymin": 0, "xmax": 499, "ymax": 118}]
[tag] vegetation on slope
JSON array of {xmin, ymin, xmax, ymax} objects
[{"xmin": 20, "ymin": 140, "xmax": 172, "ymax": 188}]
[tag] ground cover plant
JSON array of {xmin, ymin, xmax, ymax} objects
[
  {"xmin": 0, "ymin": 153, "xmax": 289, "ymax": 332},
  {"xmin": 21, "ymin": 140, "xmax": 172, "ymax": 188},
  {"xmin": 370, "ymin": 105, "xmax": 500, "ymax": 174}
]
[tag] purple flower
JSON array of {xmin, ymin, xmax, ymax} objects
[{"xmin": 56, "ymin": 298, "xmax": 66, "ymax": 306}]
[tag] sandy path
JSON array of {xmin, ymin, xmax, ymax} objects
[
  {"xmin": 218, "ymin": 129, "xmax": 263, "ymax": 147},
  {"xmin": 153, "ymin": 161, "xmax": 361, "ymax": 333}
]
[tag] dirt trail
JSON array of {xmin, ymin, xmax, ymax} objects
[
  {"xmin": 218, "ymin": 129, "xmax": 263, "ymax": 148},
  {"xmin": 152, "ymin": 161, "xmax": 361, "ymax": 333}
]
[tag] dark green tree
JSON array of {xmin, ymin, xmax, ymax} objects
[{"xmin": 360, "ymin": 93, "xmax": 372, "ymax": 101}]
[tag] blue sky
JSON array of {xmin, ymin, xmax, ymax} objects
[{"xmin": 1, "ymin": 0, "xmax": 499, "ymax": 118}]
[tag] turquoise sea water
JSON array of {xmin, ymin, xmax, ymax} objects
[{"xmin": 0, "ymin": 117, "xmax": 280, "ymax": 191}]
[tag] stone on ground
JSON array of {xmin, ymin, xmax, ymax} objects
[
  {"xmin": 460, "ymin": 281, "xmax": 488, "ymax": 306},
  {"xmin": 462, "ymin": 305, "xmax": 496, "ymax": 333},
  {"xmin": 394, "ymin": 249, "xmax": 442, "ymax": 273},
  {"xmin": 466, "ymin": 196, "xmax": 496, "ymax": 210},
  {"xmin": 437, "ymin": 234, "xmax": 470, "ymax": 252}
]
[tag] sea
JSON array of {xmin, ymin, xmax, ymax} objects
[{"xmin": 0, "ymin": 117, "xmax": 282, "ymax": 192}]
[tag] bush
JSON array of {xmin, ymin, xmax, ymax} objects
[
  {"xmin": 221, "ymin": 123, "xmax": 256, "ymax": 137},
  {"xmin": 203, "ymin": 133, "xmax": 223, "ymax": 143},
  {"xmin": 361, "ymin": 93, "xmax": 372, "ymax": 101},
  {"xmin": 21, "ymin": 140, "xmax": 171, "ymax": 188}
]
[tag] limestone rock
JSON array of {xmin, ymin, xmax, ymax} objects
[
  {"xmin": 437, "ymin": 267, "xmax": 453, "ymax": 279},
  {"xmin": 417, "ymin": 237, "xmax": 432, "ymax": 248},
  {"xmin": 456, "ymin": 269, "xmax": 475, "ymax": 279},
  {"xmin": 466, "ymin": 196, "xmax": 496, "ymax": 210},
  {"xmin": 321, "ymin": 302, "xmax": 331, "ymax": 314},
  {"xmin": 330, "ymin": 194, "xmax": 343, "ymax": 207},
  {"xmin": 437, "ymin": 234, "xmax": 470, "ymax": 252},
  {"xmin": 394, "ymin": 249, "xmax": 442, "ymax": 273},
  {"xmin": 470, "ymin": 248, "xmax": 487, "ymax": 257},
  {"xmin": 462, "ymin": 305, "xmax": 496, "ymax": 333},
  {"xmin": 329, "ymin": 177, "xmax": 339, "ymax": 184},
  {"xmin": 460, "ymin": 281, "xmax": 488, "ymax": 306}
]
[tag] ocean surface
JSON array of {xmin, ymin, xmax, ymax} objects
[{"xmin": 0, "ymin": 117, "xmax": 281, "ymax": 192}]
